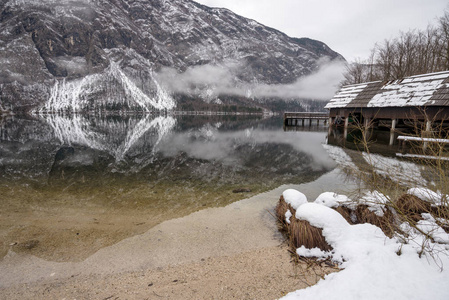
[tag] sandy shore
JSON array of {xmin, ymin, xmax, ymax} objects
[
  {"xmin": 0, "ymin": 170, "xmax": 349, "ymax": 299},
  {"xmin": 0, "ymin": 245, "xmax": 333, "ymax": 300}
]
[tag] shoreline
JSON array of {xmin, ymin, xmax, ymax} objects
[
  {"xmin": 1, "ymin": 245, "xmax": 332, "ymax": 300},
  {"xmin": 0, "ymin": 168, "xmax": 351, "ymax": 298}
]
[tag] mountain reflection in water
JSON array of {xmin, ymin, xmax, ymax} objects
[{"xmin": 0, "ymin": 114, "xmax": 336, "ymax": 262}]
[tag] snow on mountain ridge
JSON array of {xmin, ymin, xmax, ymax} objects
[
  {"xmin": 36, "ymin": 62, "xmax": 175, "ymax": 113},
  {"xmin": 0, "ymin": 0, "xmax": 344, "ymax": 112}
]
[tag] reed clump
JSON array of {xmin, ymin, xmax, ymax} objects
[
  {"xmin": 275, "ymin": 196, "xmax": 332, "ymax": 253},
  {"xmin": 275, "ymin": 193, "xmax": 414, "ymax": 257},
  {"xmin": 334, "ymin": 206, "xmax": 354, "ymax": 224},
  {"xmin": 354, "ymin": 204, "xmax": 395, "ymax": 237},
  {"xmin": 394, "ymin": 193, "xmax": 432, "ymax": 223},
  {"xmin": 275, "ymin": 195, "xmax": 291, "ymax": 229},
  {"xmin": 288, "ymin": 217, "xmax": 332, "ymax": 252}
]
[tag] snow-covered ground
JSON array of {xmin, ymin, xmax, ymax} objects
[{"xmin": 280, "ymin": 188, "xmax": 449, "ymax": 300}]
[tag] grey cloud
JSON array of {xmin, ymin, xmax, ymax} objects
[
  {"xmin": 155, "ymin": 61, "xmax": 247, "ymax": 100},
  {"xmin": 155, "ymin": 59, "xmax": 346, "ymax": 101},
  {"xmin": 250, "ymin": 59, "xmax": 346, "ymax": 100}
]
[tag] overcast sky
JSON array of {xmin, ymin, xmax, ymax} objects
[{"xmin": 195, "ymin": 0, "xmax": 448, "ymax": 62}]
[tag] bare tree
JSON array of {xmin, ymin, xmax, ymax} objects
[
  {"xmin": 376, "ymin": 39, "xmax": 396, "ymax": 81},
  {"xmin": 343, "ymin": 10, "xmax": 449, "ymax": 85},
  {"xmin": 343, "ymin": 59, "xmax": 367, "ymax": 85},
  {"xmin": 438, "ymin": 10, "xmax": 449, "ymax": 70}
]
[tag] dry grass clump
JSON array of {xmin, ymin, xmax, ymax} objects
[
  {"xmin": 394, "ymin": 193, "xmax": 449, "ymax": 233},
  {"xmin": 436, "ymin": 216, "xmax": 449, "ymax": 233},
  {"xmin": 275, "ymin": 189, "xmax": 447, "ymax": 261},
  {"xmin": 394, "ymin": 194, "xmax": 432, "ymax": 223},
  {"xmin": 354, "ymin": 204, "xmax": 395, "ymax": 237},
  {"xmin": 275, "ymin": 193, "xmax": 397, "ymax": 258},
  {"xmin": 275, "ymin": 195, "xmax": 291, "ymax": 229},
  {"xmin": 334, "ymin": 206, "xmax": 354, "ymax": 224},
  {"xmin": 275, "ymin": 196, "xmax": 332, "ymax": 253},
  {"xmin": 288, "ymin": 218, "xmax": 332, "ymax": 252},
  {"xmin": 333, "ymin": 202, "xmax": 395, "ymax": 237},
  {"xmin": 434, "ymin": 204, "xmax": 449, "ymax": 233}
]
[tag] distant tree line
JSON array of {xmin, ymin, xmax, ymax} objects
[{"xmin": 343, "ymin": 10, "xmax": 449, "ymax": 85}]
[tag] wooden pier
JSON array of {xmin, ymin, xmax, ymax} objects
[{"xmin": 284, "ymin": 112, "xmax": 329, "ymax": 127}]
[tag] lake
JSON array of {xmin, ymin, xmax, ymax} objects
[{"xmin": 0, "ymin": 113, "xmax": 344, "ymax": 263}]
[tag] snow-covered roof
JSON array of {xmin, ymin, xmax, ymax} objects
[{"xmin": 325, "ymin": 71, "xmax": 449, "ymax": 109}]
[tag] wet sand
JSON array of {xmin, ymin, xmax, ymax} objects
[{"xmin": 0, "ymin": 169, "xmax": 349, "ymax": 299}]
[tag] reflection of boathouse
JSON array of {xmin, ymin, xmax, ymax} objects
[{"xmin": 325, "ymin": 71, "xmax": 449, "ymax": 139}]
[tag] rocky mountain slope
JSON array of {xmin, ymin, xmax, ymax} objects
[{"xmin": 0, "ymin": 0, "xmax": 343, "ymax": 113}]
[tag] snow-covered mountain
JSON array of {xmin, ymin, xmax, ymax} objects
[{"xmin": 0, "ymin": 0, "xmax": 343, "ymax": 113}]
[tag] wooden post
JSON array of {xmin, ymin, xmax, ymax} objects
[
  {"xmin": 344, "ymin": 117, "xmax": 349, "ymax": 140},
  {"xmin": 423, "ymin": 120, "xmax": 432, "ymax": 150},
  {"xmin": 389, "ymin": 119, "xmax": 397, "ymax": 146},
  {"xmin": 425, "ymin": 120, "xmax": 432, "ymax": 132},
  {"xmin": 391, "ymin": 119, "xmax": 397, "ymax": 131},
  {"xmin": 364, "ymin": 117, "xmax": 371, "ymax": 129},
  {"xmin": 363, "ymin": 117, "xmax": 371, "ymax": 140}
]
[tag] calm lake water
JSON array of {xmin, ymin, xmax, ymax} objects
[{"xmin": 0, "ymin": 114, "xmax": 340, "ymax": 262}]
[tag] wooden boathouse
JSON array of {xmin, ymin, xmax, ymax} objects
[{"xmin": 325, "ymin": 71, "xmax": 449, "ymax": 139}]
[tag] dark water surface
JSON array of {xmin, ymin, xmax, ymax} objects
[{"xmin": 0, "ymin": 114, "xmax": 337, "ymax": 262}]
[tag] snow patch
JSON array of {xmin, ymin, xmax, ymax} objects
[
  {"xmin": 282, "ymin": 200, "xmax": 449, "ymax": 300},
  {"xmin": 35, "ymin": 62, "xmax": 175, "ymax": 113},
  {"xmin": 407, "ymin": 187, "xmax": 447, "ymax": 206},
  {"xmin": 296, "ymin": 246, "xmax": 332, "ymax": 260},
  {"xmin": 282, "ymin": 189, "xmax": 308, "ymax": 210},
  {"xmin": 358, "ymin": 190, "xmax": 389, "ymax": 217},
  {"xmin": 363, "ymin": 152, "xmax": 427, "ymax": 186},
  {"xmin": 285, "ymin": 209, "xmax": 292, "ymax": 224},
  {"xmin": 322, "ymin": 144, "xmax": 356, "ymax": 170},
  {"xmin": 314, "ymin": 192, "xmax": 350, "ymax": 208},
  {"xmin": 368, "ymin": 76, "xmax": 447, "ymax": 107},
  {"xmin": 417, "ymin": 214, "xmax": 449, "ymax": 244},
  {"xmin": 324, "ymin": 82, "xmax": 368, "ymax": 109}
]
